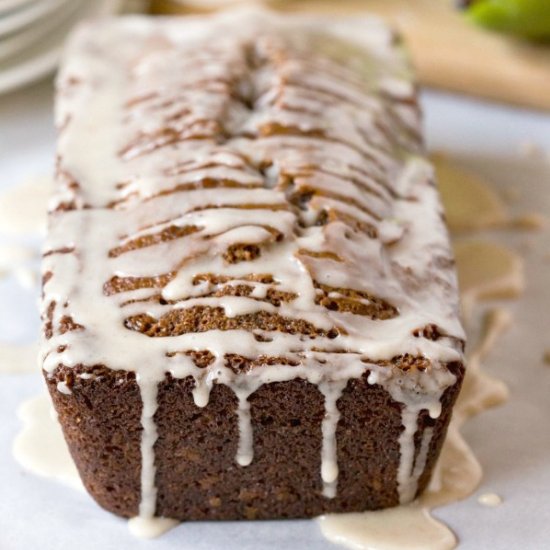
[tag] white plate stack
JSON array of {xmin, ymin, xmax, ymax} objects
[{"xmin": 0, "ymin": 0, "xmax": 123, "ymax": 94}]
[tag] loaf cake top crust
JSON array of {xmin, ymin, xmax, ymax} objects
[{"xmin": 42, "ymin": 9, "xmax": 465, "ymax": 519}]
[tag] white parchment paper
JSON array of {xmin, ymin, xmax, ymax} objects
[{"xmin": 0, "ymin": 79, "xmax": 549, "ymax": 550}]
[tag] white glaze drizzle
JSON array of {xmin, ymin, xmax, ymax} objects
[
  {"xmin": 235, "ymin": 389, "xmax": 254, "ymax": 467},
  {"xmin": 40, "ymin": 9, "xmax": 465, "ymax": 523},
  {"xmin": 319, "ymin": 379, "xmax": 346, "ymax": 497},
  {"xmin": 14, "ymin": 303, "xmax": 510, "ymax": 543},
  {"xmin": 318, "ymin": 304, "xmax": 512, "ymax": 550},
  {"xmin": 477, "ymin": 493, "xmax": 502, "ymax": 507},
  {"xmin": 137, "ymin": 374, "xmax": 160, "ymax": 518}
]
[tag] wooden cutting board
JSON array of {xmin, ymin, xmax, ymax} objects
[{"xmin": 150, "ymin": 0, "xmax": 550, "ymax": 111}]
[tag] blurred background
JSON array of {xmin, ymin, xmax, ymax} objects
[{"xmin": 0, "ymin": 0, "xmax": 549, "ymax": 106}]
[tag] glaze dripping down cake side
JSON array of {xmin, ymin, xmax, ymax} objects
[{"xmin": 41, "ymin": 10, "xmax": 465, "ymax": 521}]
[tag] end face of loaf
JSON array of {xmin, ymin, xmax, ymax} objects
[{"xmin": 41, "ymin": 10, "xmax": 465, "ymax": 521}]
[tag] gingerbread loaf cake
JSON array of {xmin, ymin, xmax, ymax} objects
[{"xmin": 41, "ymin": 10, "xmax": 466, "ymax": 523}]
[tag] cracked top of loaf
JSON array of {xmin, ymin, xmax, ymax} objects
[{"xmin": 41, "ymin": 10, "xmax": 464, "ymax": 389}]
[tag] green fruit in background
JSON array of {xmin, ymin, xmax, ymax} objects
[{"xmin": 462, "ymin": 0, "xmax": 550, "ymax": 40}]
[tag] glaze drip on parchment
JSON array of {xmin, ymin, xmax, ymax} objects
[
  {"xmin": 13, "ymin": 393, "xmax": 83, "ymax": 491},
  {"xmin": 319, "ymin": 307, "xmax": 511, "ymax": 550},
  {"xmin": 40, "ymin": 10, "xmax": 464, "ymax": 525},
  {"xmin": 0, "ymin": 176, "xmax": 53, "ymax": 236},
  {"xmin": 0, "ymin": 175, "xmax": 54, "ymax": 368}
]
